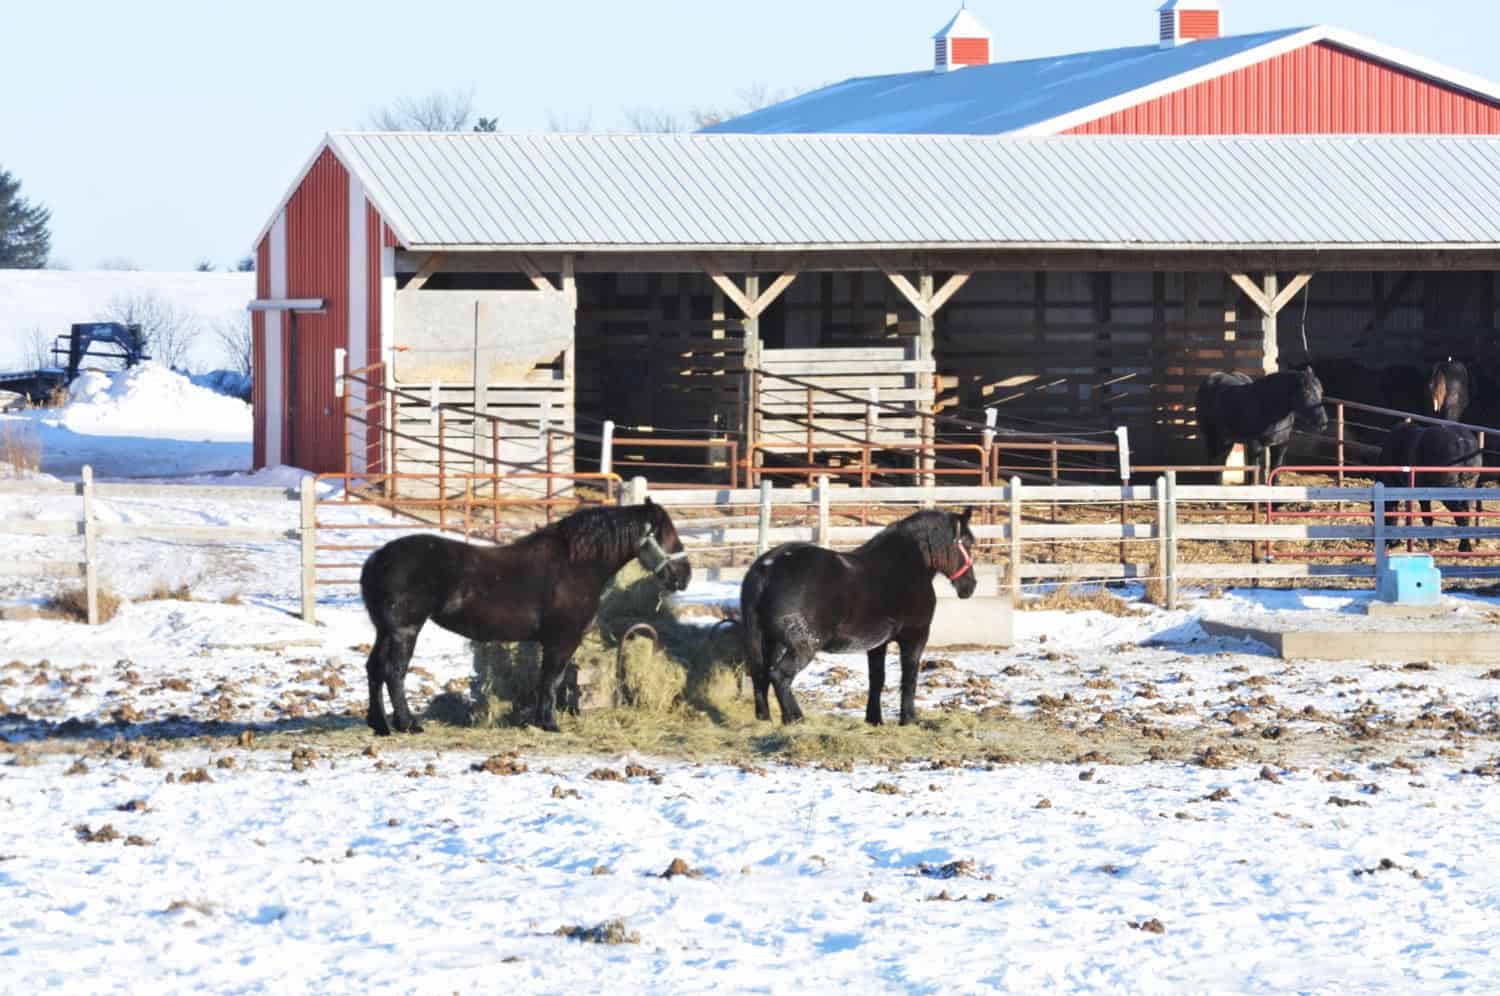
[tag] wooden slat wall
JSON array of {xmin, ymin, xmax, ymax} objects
[{"xmin": 757, "ymin": 345, "xmax": 935, "ymax": 450}]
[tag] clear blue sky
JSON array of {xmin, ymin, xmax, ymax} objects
[{"xmin": 6, "ymin": 0, "xmax": 1498, "ymax": 271}]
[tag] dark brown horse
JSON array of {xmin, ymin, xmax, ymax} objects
[
  {"xmin": 741, "ymin": 508, "xmax": 978, "ymax": 727},
  {"xmin": 359, "ymin": 500, "xmax": 690, "ymax": 735}
]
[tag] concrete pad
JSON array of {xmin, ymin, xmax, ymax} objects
[
  {"xmin": 1200, "ymin": 618, "xmax": 1500, "ymax": 664},
  {"xmin": 929, "ymin": 596, "xmax": 1013, "ymax": 649},
  {"xmin": 1363, "ymin": 601, "xmax": 1455, "ymax": 620}
]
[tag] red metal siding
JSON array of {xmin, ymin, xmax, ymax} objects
[
  {"xmin": 252, "ymin": 238, "xmax": 270, "ymax": 468},
  {"xmin": 283, "ymin": 148, "xmax": 349, "ymax": 473},
  {"xmin": 1178, "ymin": 10, "xmax": 1220, "ymax": 41},
  {"xmin": 1067, "ymin": 42, "xmax": 1500, "ymax": 134},
  {"xmin": 951, "ymin": 37, "xmax": 990, "ymax": 67}
]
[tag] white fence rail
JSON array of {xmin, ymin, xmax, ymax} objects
[
  {"xmin": 635, "ymin": 473, "xmax": 1499, "ymax": 608},
  {"xmin": 0, "ymin": 467, "xmax": 317, "ymax": 624}
]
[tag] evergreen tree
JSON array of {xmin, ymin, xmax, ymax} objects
[{"xmin": 0, "ymin": 168, "xmax": 51, "ymax": 269}]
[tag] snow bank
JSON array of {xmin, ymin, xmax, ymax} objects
[{"xmin": 60, "ymin": 363, "xmax": 250, "ymax": 442}]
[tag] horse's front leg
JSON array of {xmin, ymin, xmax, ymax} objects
[
  {"xmin": 533, "ymin": 633, "xmax": 583, "ymax": 733},
  {"xmin": 865, "ymin": 645, "xmax": 887, "ymax": 726},
  {"xmin": 896, "ymin": 630, "xmax": 929, "ymax": 727}
]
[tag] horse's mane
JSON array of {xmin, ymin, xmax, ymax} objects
[
  {"xmin": 863, "ymin": 509, "xmax": 954, "ymax": 563},
  {"xmin": 534, "ymin": 503, "xmax": 656, "ymax": 564}
]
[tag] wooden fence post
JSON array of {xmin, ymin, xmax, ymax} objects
[
  {"xmin": 815, "ymin": 475, "xmax": 831, "ymax": 546},
  {"xmin": 300, "ymin": 476, "xmax": 317, "ymax": 625},
  {"xmin": 1008, "ymin": 476, "xmax": 1022, "ymax": 601},
  {"xmin": 600, "ymin": 419, "xmax": 615, "ymax": 477},
  {"xmin": 1372, "ymin": 481, "xmax": 1387, "ymax": 582},
  {"xmin": 81, "ymin": 465, "xmax": 99, "ymax": 626},
  {"xmin": 627, "ymin": 476, "xmax": 648, "ymax": 506},
  {"xmin": 757, "ymin": 480, "xmax": 773, "ymax": 555},
  {"xmin": 1155, "ymin": 476, "xmax": 1168, "ymax": 594},
  {"xmin": 1165, "ymin": 470, "xmax": 1179, "ymax": 611}
]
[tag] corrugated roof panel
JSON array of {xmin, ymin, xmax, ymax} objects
[
  {"xmin": 325, "ymin": 132, "xmax": 1500, "ymax": 249},
  {"xmin": 705, "ymin": 28, "xmax": 1308, "ymax": 135}
]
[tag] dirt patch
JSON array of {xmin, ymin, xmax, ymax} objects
[
  {"xmin": 554, "ymin": 918, "xmax": 640, "ymax": 945},
  {"xmin": 1129, "ymin": 918, "xmax": 1167, "ymax": 934},
  {"xmin": 661, "ymin": 857, "xmax": 704, "ymax": 880},
  {"xmin": 472, "ymin": 754, "xmax": 527, "ymax": 776}
]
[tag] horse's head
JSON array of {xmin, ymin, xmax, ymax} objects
[
  {"xmin": 1429, "ymin": 359, "xmax": 1470, "ymax": 418},
  {"xmin": 941, "ymin": 507, "xmax": 978, "ymax": 600},
  {"xmin": 1292, "ymin": 366, "xmax": 1329, "ymax": 432},
  {"xmin": 635, "ymin": 498, "xmax": 692, "ymax": 592}
]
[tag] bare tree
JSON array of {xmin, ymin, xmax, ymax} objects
[
  {"xmin": 368, "ymin": 89, "xmax": 477, "ymax": 131},
  {"xmin": 546, "ymin": 110, "xmax": 595, "ymax": 133},
  {"xmin": 213, "ymin": 313, "xmax": 253, "ymax": 378},
  {"xmin": 97, "ymin": 257, "xmax": 140, "ymax": 271},
  {"xmin": 194, "ymin": 259, "xmax": 216, "ymax": 272},
  {"xmin": 234, "ymin": 255, "xmax": 255, "ymax": 272},
  {"xmin": 22, "ymin": 326, "xmax": 54, "ymax": 371},
  {"xmin": 104, "ymin": 291, "xmax": 196, "ymax": 370},
  {"xmin": 625, "ymin": 108, "xmax": 687, "ymax": 133},
  {"xmin": 626, "ymin": 82, "xmax": 795, "ymax": 133}
]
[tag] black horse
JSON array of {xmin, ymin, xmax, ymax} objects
[
  {"xmin": 741, "ymin": 508, "xmax": 978, "ymax": 727},
  {"xmin": 359, "ymin": 500, "xmax": 691, "ymax": 735},
  {"xmin": 1428, "ymin": 359, "xmax": 1471, "ymax": 421},
  {"xmin": 1196, "ymin": 367, "xmax": 1329, "ymax": 475},
  {"xmin": 1378, "ymin": 422, "xmax": 1483, "ymax": 552}
]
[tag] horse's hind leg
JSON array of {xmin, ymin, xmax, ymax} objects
[
  {"xmin": 365, "ymin": 635, "xmax": 392, "ymax": 736},
  {"xmin": 383, "ymin": 627, "xmax": 423, "ymax": 734},
  {"xmin": 751, "ymin": 637, "xmax": 776, "ymax": 722},
  {"xmin": 768, "ymin": 645, "xmax": 807, "ymax": 726}
]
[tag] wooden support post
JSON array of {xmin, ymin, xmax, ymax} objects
[
  {"xmin": 81, "ymin": 465, "xmax": 98, "ymax": 626},
  {"xmin": 815, "ymin": 475, "xmax": 831, "ymax": 546},
  {"xmin": 299, "ymin": 475, "xmax": 316, "ymax": 625},
  {"xmin": 403, "ymin": 253, "xmax": 446, "ymax": 293},
  {"xmin": 1008, "ymin": 476, "xmax": 1023, "ymax": 601},
  {"xmin": 1164, "ymin": 471, "xmax": 1179, "ymax": 611},
  {"xmin": 757, "ymin": 480, "xmax": 773, "ymax": 555},
  {"xmin": 1261, "ymin": 272, "xmax": 1280, "ymax": 374},
  {"xmin": 1230, "ymin": 271, "xmax": 1313, "ymax": 375},
  {"xmin": 865, "ymin": 386, "xmax": 880, "ymax": 444}
]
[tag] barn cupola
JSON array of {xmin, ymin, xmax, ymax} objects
[
  {"xmin": 933, "ymin": 5, "xmax": 992, "ymax": 73},
  {"xmin": 1158, "ymin": 0, "xmax": 1222, "ymax": 48}
]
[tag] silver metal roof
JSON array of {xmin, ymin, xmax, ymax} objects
[{"xmin": 320, "ymin": 132, "xmax": 1500, "ymax": 251}]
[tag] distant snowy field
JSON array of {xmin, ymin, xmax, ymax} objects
[
  {"xmin": 2, "ymin": 369, "xmax": 1500, "ymax": 992},
  {"xmin": 1, "ymin": 362, "xmax": 251, "ymax": 478},
  {"xmin": 0, "ymin": 269, "xmax": 253, "ymax": 374}
]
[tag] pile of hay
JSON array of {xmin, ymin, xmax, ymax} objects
[{"xmin": 451, "ymin": 563, "xmax": 746, "ymax": 728}]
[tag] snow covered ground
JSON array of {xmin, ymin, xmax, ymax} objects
[
  {"xmin": 0, "ymin": 362, "xmax": 251, "ymax": 478},
  {"xmin": 5, "ymin": 747, "xmax": 1498, "ymax": 993},
  {"xmin": 3, "ymin": 383, "xmax": 1500, "ymax": 991}
]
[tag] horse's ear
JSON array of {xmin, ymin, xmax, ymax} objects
[
  {"xmin": 644, "ymin": 496, "xmax": 654, "ymax": 507},
  {"xmin": 960, "ymin": 506, "xmax": 974, "ymax": 527}
]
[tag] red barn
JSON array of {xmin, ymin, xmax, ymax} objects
[{"xmin": 706, "ymin": 3, "xmax": 1500, "ymax": 137}]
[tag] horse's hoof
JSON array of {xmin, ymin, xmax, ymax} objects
[
  {"xmin": 865, "ymin": 713, "xmax": 884, "ymax": 727},
  {"xmin": 371, "ymin": 726, "xmax": 393, "ymax": 737},
  {"xmin": 781, "ymin": 714, "xmax": 805, "ymax": 727},
  {"xmin": 403, "ymin": 721, "xmax": 425, "ymax": 734},
  {"xmin": 899, "ymin": 715, "xmax": 917, "ymax": 727}
]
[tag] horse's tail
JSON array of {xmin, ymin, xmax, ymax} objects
[{"xmin": 740, "ymin": 557, "xmax": 770, "ymax": 682}]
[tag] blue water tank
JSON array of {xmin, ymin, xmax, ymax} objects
[{"xmin": 1376, "ymin": 554, "xmax": 1441, "ymax": 606}]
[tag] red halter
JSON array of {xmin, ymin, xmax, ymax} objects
[{"xmin": 947, "ymin": 540, "xmax": 974, "ymax": 581}]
